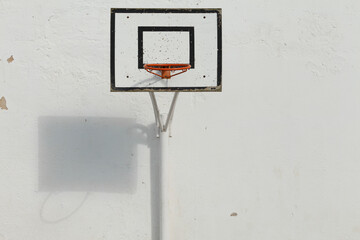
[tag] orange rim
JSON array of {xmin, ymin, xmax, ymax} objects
[
  {"xmin": 144, "ymin": 64, "xmax": 191, "ymax": 71},
  {"xmin": 144, "ymin": 63, "xmax": 191, "ymax": 79}
]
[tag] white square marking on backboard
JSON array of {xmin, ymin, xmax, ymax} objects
[
  {"xmin": 111, "ymin": 9, "xmax": 222, "ymax": 91},
  {"xmin": 143, "ymin": 32, "xmax": 189, "ymax": 65}
]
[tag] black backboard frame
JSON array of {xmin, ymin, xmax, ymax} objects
[{"xmin": 110, "ymin": 8, "xmax": 222, "ymax": 92}]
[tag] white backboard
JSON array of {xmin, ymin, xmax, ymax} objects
[{"xmin": 110, "ymin": 8, "xmax": 222, "ymax": 92}]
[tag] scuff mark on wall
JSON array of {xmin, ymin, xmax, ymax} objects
[
  {"xmin": 0, "ymin": 97, "xmax": 8, "ymax": 110},
  {"xmin": 7, "ymin": 55, "xmax": 14, "ymax": 63},
  {"xmin": 230, "ymin": 212, "xmax": 238, "ymax": 217},
  {"xmin": 352, "ymin": 226, "xmax": 360, "ymax": 233}
]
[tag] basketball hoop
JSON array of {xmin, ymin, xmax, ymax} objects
[
  {"xmin": 111, "ymin": 8, "xmax": 222, "ymax": 240},
  {"xmin": 144, "ymin": 63, "xmax": 191, "ymax": 79}
]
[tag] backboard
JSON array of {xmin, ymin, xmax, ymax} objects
[{"xmin": 110, "ymin": 8, "xmax": 222, "ymax": 92}]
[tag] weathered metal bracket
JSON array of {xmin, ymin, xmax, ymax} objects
[{"xmin": 149, "ymin": 92, "xmax": 179, "ymax": 137}]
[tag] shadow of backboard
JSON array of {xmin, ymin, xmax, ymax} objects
[{"xmin": 38, "ymin": 116, "xmax": 146, "ymax": 193}]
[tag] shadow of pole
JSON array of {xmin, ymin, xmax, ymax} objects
[{"xmin": 148, "ymin": 124, "xmax": 161, "ymax": 240}]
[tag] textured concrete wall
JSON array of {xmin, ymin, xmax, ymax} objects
[{"xmin": 1, "ymin": 0, "xmax": 360, "ymax": 239}]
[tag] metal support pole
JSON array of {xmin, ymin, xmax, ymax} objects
[
  {"xmin": 149, "ymin": 92, "xmax": 179, "ymax": 135},
  {"xmin": 148, "ymin": 92, "xmax": 180, "ymax": 240},
  {"xmin": 160, "ymin": 114, "xmax": 170, "ymax": 240},
  {"xmin": 149, "ymin": 92, "xmax": 162, "ymax": 137},
  {"xmin": 164, "ymin": 92, "xmax": 179, "ymax": 136}
]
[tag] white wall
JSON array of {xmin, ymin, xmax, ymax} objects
[{"xmin": 1, "ymin": 0, "xmax": 360, "ymax": 239}]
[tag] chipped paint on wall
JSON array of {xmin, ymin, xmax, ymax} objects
[
  {"xmin": 0, "ymin": 97, "xmax": 8, "ymax": 110},
  {"xmin": 7, "ymin": 55, "xmax": 14, "ymax": 63}
]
